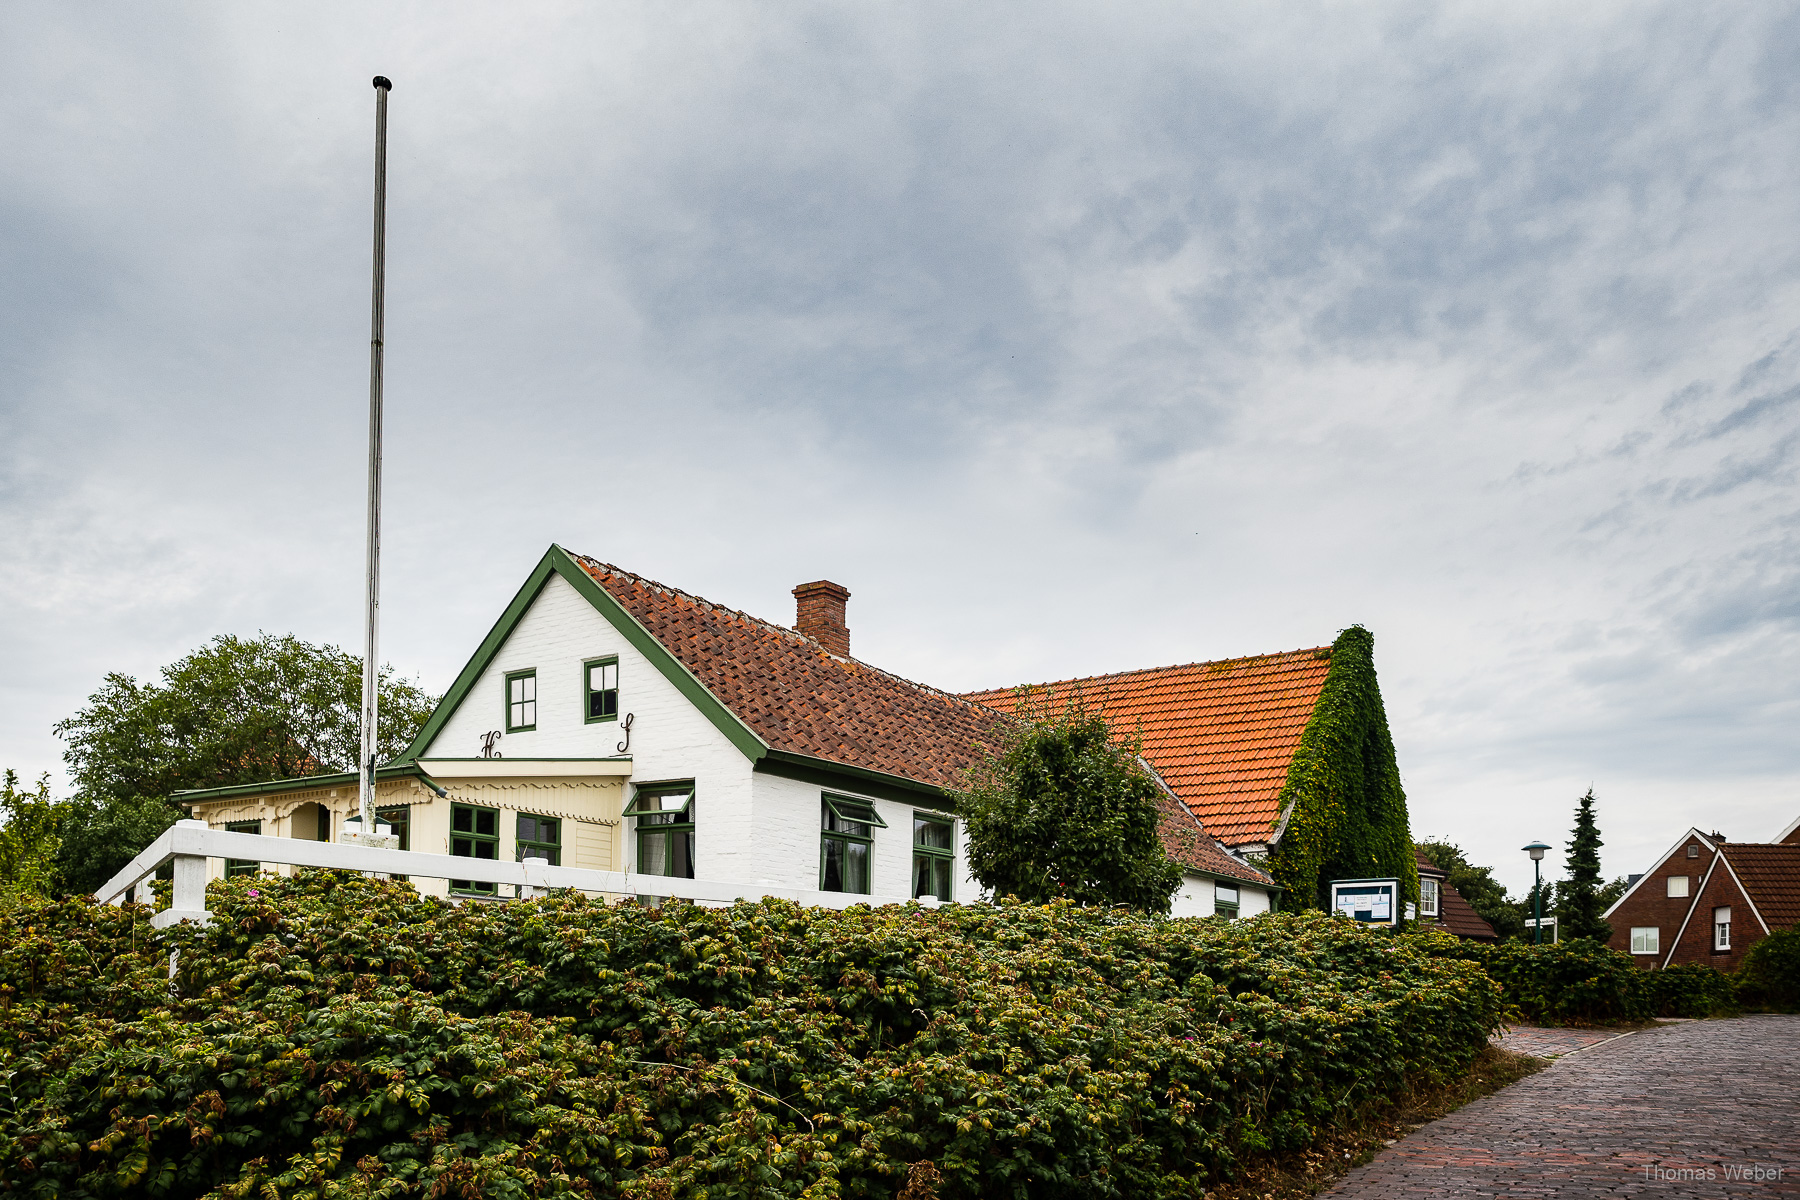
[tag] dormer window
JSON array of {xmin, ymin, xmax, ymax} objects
[
  {"xmin": 585, "ymin": 658, "xmax": 620, "ymax": 723},
  {"xmin": 506, "ymin": 669, "xmax": 537, "ymax": 732},
  {"xmin": 1420, "ymin": 877, "xmax": 1440, "ymax": 917}
]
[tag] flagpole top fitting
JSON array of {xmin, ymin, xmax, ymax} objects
[{"xmin": 373, "ymin": 76, "xmax": 393, "ymax": 91}]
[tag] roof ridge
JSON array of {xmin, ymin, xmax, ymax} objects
[
  {"xmin": 570, "ymin": 552, "xmax": 1008, "ymax": 718},
  {"xmin": 961, "ymin": 645, "xmax": 1333, "ymax": 697}
]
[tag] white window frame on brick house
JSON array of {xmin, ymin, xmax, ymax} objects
[
  {"xmin": 1714, "ymin": 906, "xmax": 1731, "ymax": 951},
  {"xmin": 1630, "ymin": 926, "xmax": 1659, "ymax": 954},
  {"xmin": 1667, "ymin": 875, "xmax": 1689, "ymax": 898}
]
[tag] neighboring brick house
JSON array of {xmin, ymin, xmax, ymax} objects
[
  {"xmin": 1603, "ymin": 821, "xmax": 1800, "ymax": 970},
  {"xmin": 1413, "ymin": 851, "xmax": 1497, "ymax": 941},
  {"xmin": 176, "ymin": 545, "xmax": 1276, "ymax": 915}
]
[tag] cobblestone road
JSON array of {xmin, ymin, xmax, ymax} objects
[
  {"xmin": 1324, "ymin": 1015, "xmax": 1800, "ymax": 1198},
  {"xmin": 1492, "ymin": 1024, "xmax": 1644, "ymax": 1059}
]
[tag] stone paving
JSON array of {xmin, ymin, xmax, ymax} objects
[
  {"xmin": 1492, "ymin": 1024, "xmax": 1645, "ymax": 1059},
  {"xmin": 1323, "ymin": 1015, "xmax": 1800, "ymax": 1198}
]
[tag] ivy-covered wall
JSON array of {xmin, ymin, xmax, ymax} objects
[{"xmin": 1267, "ymin": 626, "xmax": 1418, "ymax": 911}]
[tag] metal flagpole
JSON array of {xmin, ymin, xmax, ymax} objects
[{"xmin": 359, "ymin": 76, "xmax": 393, "ymax": 838}]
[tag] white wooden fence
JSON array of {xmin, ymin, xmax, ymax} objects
[{"xmin": 98, "ymin": 819, "xmax": 936, "ymax": 928}]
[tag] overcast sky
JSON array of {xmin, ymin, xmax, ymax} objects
[{"xmin": 4, "ymin": 2, "xmax": 1797, "ymax": 896}]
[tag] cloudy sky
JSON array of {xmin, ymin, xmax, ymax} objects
[{"xmin": 4, "ymin": 2, "xmax": 1797, "ymax": 895}]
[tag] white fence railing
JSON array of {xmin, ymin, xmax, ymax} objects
[{"xmin": 99, "ymin": 820, "xmax": 935, "ymax": 928}]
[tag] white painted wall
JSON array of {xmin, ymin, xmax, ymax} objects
[
  {"xmin": 424, "ymin": 573, "xmax": 759, "ymax": 883},
  {"xmin": 747, "ymin": 770, "xmax": 977, "ymax": 901},
  {"xmin": 1170, "ymin": 873, "xmax": 1218, "ymax": 919},
  {"xmin": 1169, "ymin": 873, "xmax": 1275, "ymax": 920}
]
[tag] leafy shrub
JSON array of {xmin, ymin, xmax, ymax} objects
[
  {"xmin": 1736, "ymin": 928, "xmax": 1800, "ymax": 1012},
  {"xmin": 0, "ymin": 877, "xmax": 1501, "ymax": 1199},
  {"xmin": 1642, "ymin": 963, "xmax": 1738, "ymax": 1018},
  {"xmin": 1420, "ymin": 935, "xmax": 1651, "ymax": 1024}
]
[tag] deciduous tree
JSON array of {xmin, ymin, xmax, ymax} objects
[
  {"xmin": 49, "ymin": 633, "xmax": 437, "ymax": 896},
  {"xmin": 957, "ymin": 697, "xmax": 1183, "ymax": 913}
]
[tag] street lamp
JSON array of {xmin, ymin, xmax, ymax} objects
[{"xmin": 1522, "ymin": 840, "xmax": 1551, "ymax": 945}]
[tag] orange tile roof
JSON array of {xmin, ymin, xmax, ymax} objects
[
  {"xmin": 1722, "ymin": 843, "xmax": 1800, "ymax": 932},
  {"xmin": 572, "ymin": 553, "xmax": 1271, "ymax": 887},
  {"xmin": 572, "ymin": 555, "xmax": 1007, "ymax": 792},
  {"xmin": 962, "ymin": 648, "xmax": 1332, "ymax": 847}
]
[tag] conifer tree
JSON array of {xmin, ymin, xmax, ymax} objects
[{"xmin": 1555, "ymin": 788, "xmax": 1611, "ymax": 942}]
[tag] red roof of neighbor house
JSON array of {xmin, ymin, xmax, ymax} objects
[
  {"xmin": 1721, "ymin": 843, "xmax": 1800, "ymax": 932},
  {"xmin": 1414, "ymin": 851, "xmax": 1497, "ymax": 940},
  {"xmin": 961, "ymin": 649, "xmax": 1333, "ymax": 847},
  {"xmin": 572, "ymin": 553, "xmax": 1272, "ymax": 887}
]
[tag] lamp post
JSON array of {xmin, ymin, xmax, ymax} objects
[{"xmin": 1523, "ymin": 840, "xmax": 1550, "ymax": 945}]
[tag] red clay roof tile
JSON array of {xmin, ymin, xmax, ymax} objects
[
  {"xmin": 573, "ymin": 554, "xmax": 1005, "ymax": 792},
  {"xmin": 962, "ymin": 649, "xmax": 1332, "ymax": 847},
  {"xmin": 1721, "ymin": 843, "xmax": 1800, "ymax": 932},
  {"xmin": 572, "ymin": 553, "xmax": 1271, "ymax": 886}
]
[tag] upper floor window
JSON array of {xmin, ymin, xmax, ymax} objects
[
  {"xmin": 1714, "ymin": 906, "xmax": 1731, "ymax": 951},
  {"xmin": 506, "ymin": 669, "xmax": 537, "ymax": 732},
  {"xmin": 1687, "ymin": 844, "xmax": 1699, "ymax": 858},
  {"xmin": 1420, "ymin": 877, "xmax": 1440, "ymax": 917},
  {"xmin": 821, "ymin": 795, "xmax": 885, "ymax": 894},
  {"xmin": 1630, "ymin": 926, "xmax": 1659, "ymax": 954},
  {"xmin": 625, "ymin": 783, "xmax": 694, "ymax": 878},
  {"xmin": 585, "ymin": 658, "xmax": 620, "ymax": 723},
  {"xmin": 913, "ymin": 813, "xmax": 954, "ymax": 901},
  {"xmin": 1667, "ymin": 875, "xmax": 1689, "ymax": 898}
]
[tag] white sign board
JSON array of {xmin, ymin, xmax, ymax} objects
[{"xmin": 1329, "ymin": 878, "xmax": 1401, "ymax": 925}]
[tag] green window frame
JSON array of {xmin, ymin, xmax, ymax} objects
[
  {"xmin": 505, "ymin": 669, "xmax": 537, "ymax": 732},
  {"xmin": 821, "ymin": 794, "xmax": 885, "ymax": 895},
  {"xmin": 584, "ymin": 657, "xmax": 620, "ymax": 723},
  {"xmin": 625, "ymin": 783, "xmax": 694, "ymax": 879},
  {"xmin": 1214, "ymin": 882, "xmax": 1240, "ymax": 921},
  {"xmin": 912, "ymin": 811, "xmax": 954, "ymax": 901},
  {"xmin": 517, "ymin": 814, "xmax": 561, "ymax": 865},
  {"xmin": 450, "ymin": 802, "xmax": 500, "ymax": 896},
  {"xmin": 224, "ymin": 819, "xmax": 261, "ymax": 877}
]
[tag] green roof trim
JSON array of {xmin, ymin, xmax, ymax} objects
[
  {"xmin": 175, "ymin": 761, "xmax": 437, "ymax": 804},
  {"xmin": 399, "ymin": 545, "xmax": 768, "ymax": 766},
  {"xmin": 757, "ymin": 749, "xmax": 955, "ymax": 810}
]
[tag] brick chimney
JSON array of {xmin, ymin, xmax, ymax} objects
[{"xmin": 793, "ymin": 580, "xmax": 851, "ymax": 657}]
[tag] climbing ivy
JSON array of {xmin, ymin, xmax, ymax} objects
[{"xmin": 1266, "ymin": 626, "xmax": 1418, "ymax": 912}]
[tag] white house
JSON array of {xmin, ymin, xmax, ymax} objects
[{"xmin": 177, "ymin": 545, "xmax": 1278, "ymax": 914}]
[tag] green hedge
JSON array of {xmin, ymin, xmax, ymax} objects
[
  {"xmin": 1736, "ymin": 928, "xmax": 1800, "ymax": 1012},
  {"xmin": 1417, "ymin": 934, "xmax": 1741, "ymax": 1023},
  {"xmin": 0, "ymin": 876, "xmax": 1500, "ymax": 1199}
]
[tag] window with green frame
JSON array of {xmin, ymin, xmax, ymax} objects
[
  {"xmin": 624, "ymin": 783, "xmax": 694, "ymax": 878},
  {"xmin": 1214, "ymin": 882, "xmax": 1240, "ymax": 921},
  {"xmin": 585, "ymin": 657, "xmax": 619, "ymax": 723},
  {"xmin": 517, "ymin": 814, "xmax": 560, "ymax": 865},
  {"xmin": 224, "ymin": 819, "xmax": 261, "ymax": 877},
  {"xmin": 450, "ymin": 802, "xmax": 500, "ymax": 895},
  {"xmin": 912, "ymin": 812, "xmax": 954, "ymax": 901},
  {"xmin": 505, "ymin": 669, "xmax": 537, "ymax": 732},
  {"xmin": 821, "ymin": 794, "xmax": 886, "ymax": 894}
]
